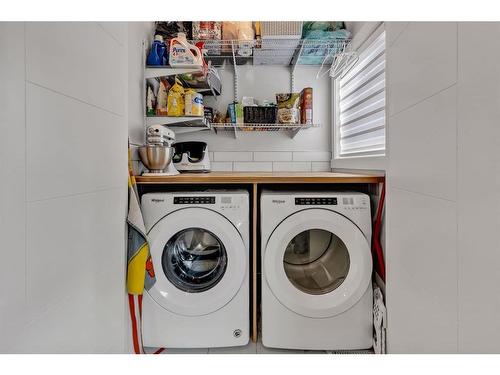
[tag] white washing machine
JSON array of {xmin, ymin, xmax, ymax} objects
[
  {"xmin": 141, "ymin": 191, "xmax": 249, "ymax": 348},
  {"xmin": 261, "ymin": 191, "xmax": 373, "ymax": 350}
]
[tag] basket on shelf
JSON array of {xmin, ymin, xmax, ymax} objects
[
  {"xmin": 243, "ymin": 106, "xmax": 278, "ymax": 124},
  {"xmin": 254, "ymin": 22, "xmax": 303, "ymax": 65}
]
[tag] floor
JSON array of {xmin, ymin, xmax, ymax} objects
[{"xmin": 148, "ymin": 338, "xmax": 374, "ymax": 354}]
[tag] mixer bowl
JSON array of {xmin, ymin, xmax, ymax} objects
[{"xmin": 139, "ymin": 145, "xmax": 174, "ymax": 173}]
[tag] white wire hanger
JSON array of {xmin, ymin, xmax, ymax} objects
[{"xmin": 316, "ymin": 40, "xmax": 359, "ymax": 80}]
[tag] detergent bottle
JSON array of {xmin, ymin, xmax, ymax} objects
[
  {"xmin": 146, "ymin": 35, "xmax": 167, "ymax": 66},
  {"xmin": 169, "ymin": 32, "xmax": 203, "ymax": 68}
]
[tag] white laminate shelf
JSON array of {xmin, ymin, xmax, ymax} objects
[
  {"xmin": 145, "ymin": 116, "xmax": 210, "ymax": 134},
  {"xmin": 145, "ymin": 66, "xmax": 203, "ymax": 79}
]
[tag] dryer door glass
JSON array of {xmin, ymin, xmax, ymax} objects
[
  {"xmin": 283, "ymin": 229, "xmax": 350, "ymax": 295},
  {"xmin": 162, "ymin": 228, "xmax": 227, "ymax": 293}
]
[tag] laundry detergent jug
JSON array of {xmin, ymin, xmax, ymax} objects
[
  {"xmin": 169, "ymin": 32, "xmax": 203, "ymax": 68},
  {"xmin": 147, "ymin": 35, "xmax": 167, "ymax": 66}
]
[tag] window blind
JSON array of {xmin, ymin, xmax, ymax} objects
[{"xmin": 337, "ymin": 30, "xmax": 386, "ymax": 157}]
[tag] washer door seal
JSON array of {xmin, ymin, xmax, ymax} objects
[
  {"xmin": 148, "ymin": 207, "xmax": 247, "ymax": 316},
  {"xmin": 264, "ymin": 208, "xmax": 372, "ymax": 318}
]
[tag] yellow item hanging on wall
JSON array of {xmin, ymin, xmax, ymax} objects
[{"xmin": 167, "ymin": 77, "xmax": 185, "ymax": 116}]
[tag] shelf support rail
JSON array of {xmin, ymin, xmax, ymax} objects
[
  {"xmin": 290, "ymin": 42, "xmax": 305, "ymax": 93},
  {"xmin": 231, "ymin": 40, "xmax": 239, "ymax": 139},
  {"xmin": 231, "ymin": 40, "xmax": 239, "ymax": 102}
]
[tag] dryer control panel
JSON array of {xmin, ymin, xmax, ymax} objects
[
  {"xmin": 174, "ymin": 196, "xmax": 215, "ymax": 205},
  {"xmin": 295, "ymin": 197, "xmax": 338, "ymax": 205}
]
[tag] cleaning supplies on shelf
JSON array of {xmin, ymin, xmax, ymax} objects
[
  {"xmin": 184, "ymin": 89, "xmax": 204, "ymax": 116},
  {"xmin": 169, "ymin": 32, "xmax": 203, "ymax": 68},
  {"xmin": 167, "ymin": 78, "xmax": 185, "ymax": 116},
  {"xmin": 147, "ymin": 35, "xmax": 167, "ymax": 66}
]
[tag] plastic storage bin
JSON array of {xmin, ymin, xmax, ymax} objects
[{"xmin": 243, "ymin": 106, "xmax": 278, "ymax": 124}]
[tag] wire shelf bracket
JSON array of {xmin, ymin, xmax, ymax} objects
[{"xmin": 210, "ymin": 122, "xmax": 320, "ymax": 139}]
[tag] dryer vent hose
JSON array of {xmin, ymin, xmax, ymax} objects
[{"xmin": 372, "ymin": 182, "xmax": 386, "ymax": 282}]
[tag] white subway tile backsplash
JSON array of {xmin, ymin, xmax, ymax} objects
[
  {"xmin": 311, "ymin": 161, "xmax": 332, "ymax": 171},
  {"xmin": 213, "ymin": 151, "xmax": 253, "ymax": 162},
  {"xmin": 293, "ymin": 151, "xmax": 331, "ymax": 162},
  {"xmin": 233, "ymin": 162, "xmax": 272, "ymax": 172},
  {"xmin": 210, "ymin": 162, "xmax": 233, "ymax": 172},
  {"xmin": 273, "ymin": 162, "xmax": 312, "ymax": 172},
  {"xmin": 253, "ymin": 151, "xmax": 293, "ymax": 162}
]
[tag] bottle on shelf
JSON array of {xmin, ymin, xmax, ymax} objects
[
  {"xmin": 147, "ymin": 35, "xmax": 167, "ymax": 66},
  {"xmin": 169, "ymin": 32, "xmax": 203, "ymax": 68}
]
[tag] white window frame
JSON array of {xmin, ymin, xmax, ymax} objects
[{"xmin": 332, "ymin": 23, "xmax": 387, "ymax": 165}]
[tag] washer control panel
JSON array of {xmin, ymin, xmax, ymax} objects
[
  {"xmin": 174, "ymin": 196, "xmax": 215, "ymax": 205},
  {"xmin": 295, "ymin": 197, "xmax": 338, "ymax": 205}
]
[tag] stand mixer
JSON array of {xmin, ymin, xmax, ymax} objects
[{"xmin": 139, "ymin": 124, "xmax": 179, "ymax": 176}]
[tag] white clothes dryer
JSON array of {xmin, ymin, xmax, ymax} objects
[
  {"xmin": 261, "ymin": 191, "xmax": 373, "ymax": 350},
  {"xmin": 141, "ymin": 191, "xmax": 249, "ymax": 348}
]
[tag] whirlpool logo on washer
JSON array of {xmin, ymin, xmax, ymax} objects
[
  {"xmin": 151, "ymin": 198, "xmax": 165, "ymax": 203},
  {"xmin": 272, "ymin": 199, "xmax": 286, "ymax": 204}
]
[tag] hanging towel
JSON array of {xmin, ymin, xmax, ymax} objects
[{"xmin": 126, "ymin": 145, "xmax": 159, "ymax": 354}]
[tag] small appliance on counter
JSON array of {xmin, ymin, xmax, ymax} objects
[
  {"xmin": 139, "ymin": 125, "xmax": 180, "ymax": 176},
  {"xmin": 173, "ymin": 141, "xmax": 211, "ymax": 173}
]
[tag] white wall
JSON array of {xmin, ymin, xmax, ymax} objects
[
  {"xmin": 128, "ymin": 22, "xmax": 155, "ymax": 145},
  {"xmin": 339, "ymin": 22, "xmax": 500, "ymax": 353},
  {"xmin": 126, "ymin": 21, "xmax": 156, "ymax": 353},
  {"xmin": 0, "ymin": 22, "xmax": 129, "ymax": 353},
  {"xmin": 385, "ymin": 22, "xmax": 459, "ymax": 353},
  {"xmin": 456, "ymin": 23, "xmax": 500, "ymax": 353}
]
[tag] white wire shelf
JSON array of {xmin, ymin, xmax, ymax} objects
[
  {"xmin": 211, "ymin": 122, "xmax": 319, "ymax": 130},
  {"xmin": 211, "ymin": 122, "xmax": 320, "ymax": 138},
  {"xmin": 144, "ymin": 66, "xmax": 203, "ymax": 79},
  {"xmin": 193, "ymin": 38, "xmax": 352, "ymax": 66}
]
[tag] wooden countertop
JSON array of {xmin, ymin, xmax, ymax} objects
[{"xmin": 134, "ymin": 171, "xmax": 385, "ymax": 184}]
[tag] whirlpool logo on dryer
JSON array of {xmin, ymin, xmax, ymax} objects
[
  {"xmin": 272, "ymin": 199, "xmax": 286, "ymax": 204},
  {"xmin": 151, "ymin": 198, "xmax": 165, "ymax": 203}
]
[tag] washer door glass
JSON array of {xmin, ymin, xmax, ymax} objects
[
  {"xmin": 162, "ymin": 227, "xmax": 227, "ymax": 293},
  {"xmin": 283, "ymin": 229, "xmax": 350, "ymax": 295}
]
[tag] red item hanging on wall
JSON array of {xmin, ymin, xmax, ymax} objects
[{"xmin": 372, "ymin": 182, "xmax": 386, "ymax": 282}]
